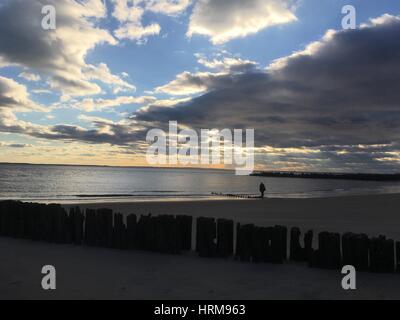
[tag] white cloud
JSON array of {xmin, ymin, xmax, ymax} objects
[
  {"xmin": 146, "ymin": 0, "xmax": 192, "ymax": 16},
  {"xmin": 0, "ymin": 0, "xmax": 118, "ymax": 99},
  {"xmin": 112, "ymin": 0, "xmax": 144, "ymax": 22},
  {"xmin": 187, "ymin": 0, "xmax": 297, "ymax": 44},
  {"xmin": 112, "ymin": 0, "xmax": 161, "ymax": 42},
  {"xmin": 196, "ymin": 53, "xmax": 258, "ymax": 72},
  {"xmin": 73, "ymin": 95, "xmax": 156, "ymax": 112},
  {"xmin": 0, "ymin": 76, "xmax": 46, "ymax": 112},
  {"xmin": 78, "ymin": 114, "xmax": 115, "ymax": 125},
  {"xmin": 84, "ymin": 63, "xmax": 136, "ymax": 94},
  {"xmin": 18, "ymin": 72, "xmax": 41, "ymax": 82},
  {"xmin": 114, "ymin": 22, "xmax": 161, "ymax": 42},
  {"xmin": 156, "ymin": 53, "xmax": 259, "ymax": 95},
  {"xmin": 156, "ymin": 71, "xmax": 214, "ymax": 95},
  {"xmin": 112, "ymin": 0, "xmax": 191, "ymax": 42},
  {"xmin": 136, "ymin": 96, "xmax": 192, "ymax": 112},
  {"xmin": 32, "ymin": 89, "xmax": 52, "ymax": 95}
]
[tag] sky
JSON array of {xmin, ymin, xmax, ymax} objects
[{"xmin": 0, "ymin": 0, "xmax": 400, "ymax": 172}]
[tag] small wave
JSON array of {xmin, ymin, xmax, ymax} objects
[
  {"xmin": 131, "ymin": 190, "xmax": 182, "ymax": 194},
  {"xmin": 75, "ymin": 193, "xmax": 209, "ymax": 198},
  {"xmin": 76, "ymin": 194, "xmax": 135, "ymax": 198}
]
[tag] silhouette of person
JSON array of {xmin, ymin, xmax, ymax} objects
[{"xmin": 259, "ymin": 182, "xmax": 266, "ymax": 199}]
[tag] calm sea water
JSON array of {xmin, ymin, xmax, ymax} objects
[{"xmin": 1, "ymin": 164, "xmax": 400, "ymax": 203}]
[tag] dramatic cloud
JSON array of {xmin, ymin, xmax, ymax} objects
[
  {"xmin": 135, "ymin": 14, "xmax": 400, "ymax": 171},
  {"xmin": 2, "ymin": 11, "xmax": 400, "ymax": 172},
  {"xmin": 0, "ymin": 76, "xmax": 45, "ymax": 112},
  {"xmin": 156, "ymin": 71, "xmax": 218, "ymax": 95},
  {"xmin": 0, "ymin": 0, "xmax": 129, "ymax": 99},
  {"xmin": 187, "ymin": 0, "xmax": 297, "ymax": 44},
  {"xmin": 0, "ymin": 107, "xmax": 146, "ymax": 147},
  {"xmin": 156, "ymin": 55, "xmax": 258, "ymax": 95}
]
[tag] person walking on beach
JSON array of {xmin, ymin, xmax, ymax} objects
[{"xmin": 259, "ymin": 182, "xmax": 266, "ymax": 199}]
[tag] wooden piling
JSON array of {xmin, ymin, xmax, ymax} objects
[
  {"xmin": 217, "ymin": 219, "xmax": 234, "ymax": 258},
  {"xmin": 236, "ymin": 224, "xmax": 254, "ymax": 262},
  {"xmin": 196, "ymin": 217, "xmax": 217, "ymax": 257},
  {"xmin": 290, "ymin": 227, "xmax": 303, "ymax": 261},
  {"xmin": 127, "ymin": 214, "xmax": 137, "ymax": 250},
  {"xmin": 176, "ymin": 215, "xmax": 192, "ymax": 251},
  {"xmin": 370, "ymin": 236, "xmax": 395, "ymax": 273},
  {"xmin": 313, "ymin": 232, "xmax": 341, "ymax": 269}
]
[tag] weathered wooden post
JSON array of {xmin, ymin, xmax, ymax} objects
[
  {"xmin": 383, "ymin": 238, "xmax": 395, "ymax": 273},
  {"xmin": 217, "ymin": 219, "xmax": 234, "ymax": 258},
  {"xmin": 176, "ymin": 215, "xmax": 192, "ymax": 251},
  {"xmin": 355, "ymin": 234, "xmax": 370, "ymax": 271},
  {"xmin": 167, "ymin": 215, "xmax": 180, "ymax": 254},
  {"xmin": 369, "ymin": 236, "xmax": 395, "ymax": 273},
  {"xmin": 136, "ymin": 214, "xmax": 150, "ymax": 250},
  {"xmin": 252, "ymin": 226, "xmax": 267, "ymax": 263},
  {"xmin": 113, "ymin": 213, "xmax": 127, "ymax": 250},
  {"xmin": 370, "ymin": 236, "xmax": 382, "ymax": 273},
  {"xmin": 342, "ymin": 232, "xmax": 356, "ymax": 267},
  {"xmin": 196, "ymin": 217, "xmax": 217, "ymax": 257},
  {"xmin": 153, "ymin": 215, "xmax": 169, "ymax": 253},
  {"xmin": 342, "ymin": 232, "xmax": 369, "ymax": 271},
  {"xmin": 58, "ymin": 206, "xmax": 69, "ymax": 244},
  {"xmin": 144, "ymin": 215, "xmax": 155, "ymax": 251},
  {"xmin": 17, "ymin": 202, "xmax": 27, "ymax": 239},
  {"xmin": 304, "ymin": 230, "xmax": 313, "ymax": 262},
  {"xmin": 127, "ymin": 214, "xmax": 137, "ymax": 250},
  {"xmin": 271, "ymin": 226, "xmax": 285, "ymax": 264},
  {"xmin": 397, "ymin": 242, "xmax": 400, "ymax": 273},
  {"xmin": 236, "ymin": 224, "xmax": 254, "ymax": 262},
  {"xmin": 96, "ymin": 209, "xmax": 113, "ymax": 248},
  {"xmin": 46, "ymin": 204, "xmax": 59, "ymax": 243},
  {"xmin": 30, "ymin": 203, "xmax": 42, "ymax": 241},
  {"xmin": 76, "ymin": 207, "xmax": 84, "ymax": 245},
  {"xmin": 84, "ymin": 209, "xmax": 96, "ymax": 246},
  {"xmin": 290, "ymin": 227, "xmax": 303, "ymax": 261},
  {"xmin": 68, "ymin": 207, "xmax": 76, "ymax": 244},
  {"xmin": 275, "ymin": 225, "xmax": 288, "ymax": 261},
  {"xmin": 315, "ymin": 232, "xmax": 341, "ymax": 269},
  {"xmin": 69, "ymin": 207, "xmax": 84, "ymax": 245},
  {"xmin": 0, "ymin": 201, "xmax": 4, "ymax": 236}
]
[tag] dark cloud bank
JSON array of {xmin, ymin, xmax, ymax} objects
[{"xmin": 133, "ymin": 15, "xmax": 400, "ymax": 172}]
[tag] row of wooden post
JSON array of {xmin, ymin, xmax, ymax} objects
[
  {"xmin": 0, "ymin": 200, "xmax": 399, "ymax": 273},
  {"xmin": 0, "ymin": 201, "xmax": 192, "ymax": 254}
]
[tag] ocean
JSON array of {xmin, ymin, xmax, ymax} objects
[{"xmin": 1, "ymin": 163, "xmax": 400, "ymax": 203}]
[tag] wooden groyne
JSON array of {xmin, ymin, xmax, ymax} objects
[{"xmin": 0, "ymin": 200, "xmax": 398, "ymax": 274}]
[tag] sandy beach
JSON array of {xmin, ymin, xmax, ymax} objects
[{"xmin": 1, "ymin": 193, "xmax": 400, "ymax": 300}]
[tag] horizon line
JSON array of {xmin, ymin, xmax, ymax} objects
[{"xmin": 0, "ymin": 162, "xmax": 235, "ymax": 172}]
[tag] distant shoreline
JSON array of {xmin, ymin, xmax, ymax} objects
[{"xmin": 251, "ymin": 171, "xmax": 400, "ymax": 181}]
